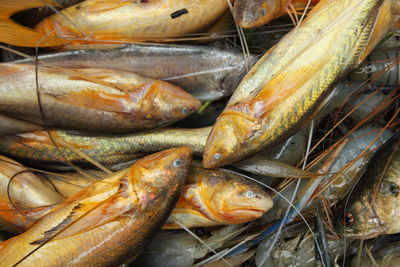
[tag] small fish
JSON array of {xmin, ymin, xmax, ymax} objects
[
  {"xmin": 0, "ymin": 146, "xmax": 192, "ymax": 266},
  {"xmin": 15, "ymin": 43, "xmax": 251, "ymax": 101},
  {"xmin": 233, "ymin": 0, "xmax": 319, "ymax": 28},
  {"xmin": 34, "ymin": 0, "xmax": 230, "ymax": 45},
  {"xmin": 0, "ymin": 64, "xmax": 200, "ymax": 133},
  {"xmin": 0, "ymin": 127, "xmax": 209, "ymax": 168},
  {"xmin": 164, "ymin": 165, "xmax": 272, "ymax": 229},
  {"xmin": 203, "ymin": 0, "xmax": 398, "ymax": 168},
  {"xmin": 334, "ymin": 130, "xmax": 400, "ymax": 239}
]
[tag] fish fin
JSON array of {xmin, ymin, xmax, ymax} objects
[
  {"xmin": 0, "ymin": 1, "xmax": 68, "ymax": 47},
  {"xmin": 357, "ymin": 0, "xmax": 398, "ymax": 64},
  {"xmin": 30, "ymin": 203, "xmax": 81, "ymax": 245},
  {"xmin": 44, "ymin": 89, "xmax": 135, "ymax": 114},
  {"xmin": 245, "ymin": 60, "xmax": 326, "ymax": 118}
]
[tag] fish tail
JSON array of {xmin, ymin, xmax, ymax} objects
[{"xmin": 0, "ymin": 0, "xmax": 67, "ymax": 47}]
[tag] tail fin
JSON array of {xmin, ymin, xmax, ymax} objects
[{"xmin": 0, "ymin": 0, "xmax": 67, "ymax": 47}]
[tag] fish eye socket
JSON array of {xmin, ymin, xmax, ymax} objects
[
  {"xmin": 182, "ymin": 107, "xmax": 189, "ymax": 114},
  {"xmin": 341, "ymin": 212, "xmax": 354, "ymax": 226},
  {"xmin": 246, "ymin": 191, "xmax": 254, "ymax": 198},
  {"xmin": 214, "ymin": 153, "xmax": 221, "ymax": 160},
  {"xmin": 173, "ymin": 159, "xmax": 181, "ymax": 167}
]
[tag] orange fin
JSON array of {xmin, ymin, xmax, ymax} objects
[
  {"xmin": 245, "ymin": 60, "xmax": 325, "ymax": 118},
  {"xmin": 0, "ymin": 0, "xmax": 68, "ymax": 47},
  {"xmin": 44, "ymin": 89, "xmax": 135, "ymax": 114}
]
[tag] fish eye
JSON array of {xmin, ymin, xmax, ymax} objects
[
  {"xmin": 246, "ymin": 191, "xmax": 254, "ymax": 198},
  {"xmin": 173, "ymin": 159, "xmax": 181, "ymax": 167},
  {"xmin": 214, "ymin": 153, "xmax": 221, "ymax": 160},
  {"xmin": 382, "ymin": 89, "xmax": 391, "ymax": 95},
  {"xmin": 182, "ymin": 107, "xmax": 189, "ymax": 114},
  {"xmin": 340, "ymin": 212, "xmax": 354, "ymax": 226}
]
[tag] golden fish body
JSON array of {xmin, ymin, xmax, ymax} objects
[
  {"xmin": 0, "ymin": 64, "xmax": 200, "ymax": 133},
  {"xmin": 0, "ymin": 147, "xmax": 192, "ymax": 266},
  {"xmin": 164, "ymin": 165, "xmax": 272, "ymax": 229},
  {"xmin": 35, "ymin": 0, "xmax": 230, "ymax": 45},
  {"xmin": 203, "ymin": 0, "xmax": 399, "ymax": 168}
]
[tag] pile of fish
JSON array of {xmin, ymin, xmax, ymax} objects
[{"xmin": 0, "ymin": 0, "xmax": 400, "ymax": 266}]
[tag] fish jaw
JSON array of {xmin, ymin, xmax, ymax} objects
[
  {"xmin": 211, "ymin": 181, "xmax": 273, "ymax": 223},
  {"xmin": 233, "ymin": 0, "xmax": 281, "ymax": 28},
  {"xmin": 203, "ymin": 111, "xmax": 261, "ymax": 168}
]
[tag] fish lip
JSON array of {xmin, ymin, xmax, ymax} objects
[{"xmin": 226, "ymin": 208, "xmax": 265, "ymax": 218}]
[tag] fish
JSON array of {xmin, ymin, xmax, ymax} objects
[
  {"xmin": 0, "ymin": 1, "xmax": 68, "ymax": 47},
  {"xmin": 334, "ymin": 130, "xmax": 400, "ymax": 239},
  {"xmin": 0, "ymin": 163, "xmax": 271, "ymax": 231},
  {"xmin": 233, "ymin": 0, "xmax": 320, "ymax": 28},
  {"xmin": 0, "ymin": 146, "xmax": 192, "ymax": 266},
  {"xmin": 14, "ymin": 43, "xmax": 252, "ymax": 101},
  {"xmin": 164, "ymin": 165, "xmax": 273, "ymax": 228},
  {"xmin": 0, "ymin": 127, "xmax": 209, "ymax": 168},
  {"xmin": 0, "ymin": 64, "xmax": 200, "ymax": 133},
  {"xmin": 34, "ymin": 0, "xmax": 230, "ymax": 45},
  {"xmin": 322, "ymin": 127, "xmax": 393, "ymax": 204},
  {"xmin": 203, "ymin": 0, "xmax": 399, "ymax": 168}
]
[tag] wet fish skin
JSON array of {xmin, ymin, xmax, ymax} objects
[
  {"xmin": 0, "ymin": 114, "xmax": 43, "ymax": 135},
  {"xmin": 233, "ymin": 0, "xmax": 319, "ymax": 28},
  {"xmin": 0, "ymin": 127, "xmax": 209, "ymax": 168},
  {"xmin": 203, "ymin": 0, "xmax": 398, "ymax": 168},
  {"xmin": 0, "ymin": 146, "xmax": 192, "ymax": 266},
  {"xmin": 34, "ymin": 0, "xmax": 230, "ymax": 44},
  {"xmin": 164, "ymin": 165, "xmax": 272, "ymax": 229},
  {"xmin": 14, "ymin": 43, "xmax": 252, "ymax": 101},
  {"xmin": 334, "ymin": 131, "xmax": 400, "ymax": 239},
  {"xmin": 0, "ymin": 64, "xmax": 200, "ymax": 133}
]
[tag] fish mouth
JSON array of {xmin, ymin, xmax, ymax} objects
[{"xmin": 227, "ymin": 208, "xmax": 265, "ymax": 219}]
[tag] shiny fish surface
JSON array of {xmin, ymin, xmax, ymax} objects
[
  {"xmin": 164, "ymin": 165, "xmax": 272, "ymax": 228},
  {"xmin": 334, "ymin": 130, "xmax": 400, "ymax": 238},
  {"xmin": 0, "ymin": 147, "xmax": 192, "ymax": 266},
  {"xmin": 0, "ymin": 64, "xmax": 200, "ymax": 133},
  {"xmin": 15, "ymin": 44, "xmax": 251, "ymax": 101},
  {"xmin": 233, "ymin": 0, "xmax": 319, "ymax": 28},
  {"xmin": 203, "ymin": 0, "xmax": 398, "ymax": 168},
  {"xmin": 35, "ymin": 0, "xmax": 230, "ymax": 45},
  {"xmin": 0, "ymin": 127, "xmax": 209, "ymax": 167}
]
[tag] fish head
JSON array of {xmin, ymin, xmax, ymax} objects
[
  {"xmin": 149, "ymin": 81, "xmax": 201, "ymax": 123},
  {"xmin": 203, "ymin": 111, "xmax": 261, "ymax": 168},
  {"xmin": 334, "ymin": 195, "xmax": 385, "ymax": 239},
  {"xmin": 233, "ymin": 0, "xmax": 281, "ymax": 28},
  {"xmin": 210, "ymin": 177, "xmax": 272, "ymax": 223},
  {"xmin": 130, "ymin": 146, "xmax": 193, "ymax": 210}
]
